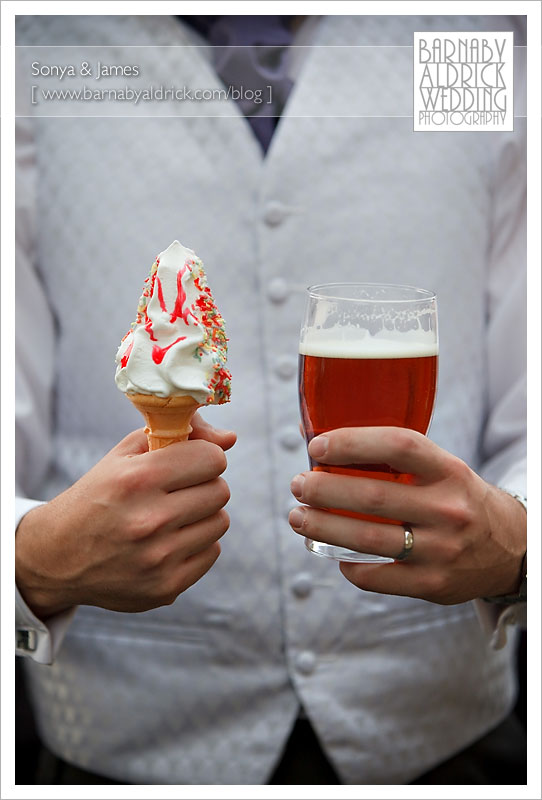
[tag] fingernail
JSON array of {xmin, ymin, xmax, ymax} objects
[
  {"xmin": 309, "ymin": 436, "xmax": 328, "ymax": 459},
  {"xmin": 289, "ymin": 507, "xmax": 306, "ymax": 530},
  {"xmin": 290, "ymin": 474, "xmax": 306, "ymax": 499}
]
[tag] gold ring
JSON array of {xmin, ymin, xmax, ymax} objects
[{"xmin": 395, "ymin": 524, "xmax": 414, "ymax": 561}]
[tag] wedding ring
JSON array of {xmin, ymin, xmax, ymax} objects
[{"xmin": 395, "ymin": 524, "xmax": 414, "ymax": 561}]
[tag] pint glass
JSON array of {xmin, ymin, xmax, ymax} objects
[{"xmin": 298, "ymin": 283, "xmax": 438, "ymax": 562}]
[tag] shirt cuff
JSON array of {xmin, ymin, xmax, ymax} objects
[
  {"xmin": 15, "ymin": 496, "xmax": 77, "ymax": 664},
  {"xmin": 16, "ymin": 586, "xmax": 77, "ymax": 664},
  {"xmin": 472, "ymin": 484, "xmax": 526, "ymax": 648},
  {"xmin": 473, "ymin": 598, "xmax": 526, "ymax": 649}
]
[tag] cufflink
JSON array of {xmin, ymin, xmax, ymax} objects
[{"xmin": 16, "ymin": 629, "xmax": 37, "ymax": 651}]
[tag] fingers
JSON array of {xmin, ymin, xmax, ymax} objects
[
  {"xmin": 161, "ymin": 477, "xmax": 231, "ymax": 530},
  {"xmin": 338, "ymin": 557, "xmax": 468, "ymax": 606},
  {"xmin": 112, "ymin": 428, "xmax": 149, "ymax": 457},
  {"xmin": 338, "ymin": 561, "xmax": 438, "ymax": 601},
  {"xmin": 190, "ymin": 412, "xmax": 237, "ymax": 451},
  {"xmin": 172, "ymin": 510, "xmax": 230, "ymax": 559},
  {"xmin": 288, "ymin": 502, "xmax": 435, "ymax": 599},
  {"xmin": 289, "ymin": 505, "xmax": 409, "ymax": 560},
  {"xmin": 112, "ymin": 423, "xmax": 235, "ymax": 496},
  {"xmin": 174, "ymin": 542, "xmax": 221, "ymax": 595},
  {"xmin": 140, "ymin": 439, "xmax": 229, "ymax": 492},
  {"xmin": 154, "ymin": 542, "xmax": 222, "ymax": 606},
  {"xmin": 147, "ymin": 508, "xmax": 230, "ymax": 566},
  {"xmin": 290, "ymin": 470, "xmax": 438, "ymax": 525},
  {"xmin": 308, "ymin": 427, "xmax": 450, "ymax": 482},
  {"xmin": 143, "ymin": 516, "xmax": 226, "ymax": 602}
]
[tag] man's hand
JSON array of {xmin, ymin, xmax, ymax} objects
[
  {"xmin": 289, "ymin": 427, "xmax": 526, "ymax": 605},
  {"xmin": 15, "ymin": 415, "xmax": 236, "ymax": 619}
]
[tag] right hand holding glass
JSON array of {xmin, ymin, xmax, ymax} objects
[{"xmin": 289, "ymin": 426, "xmax": 526, "ymax": 605}]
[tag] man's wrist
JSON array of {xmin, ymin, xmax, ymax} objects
[
  {"xmin": 15, "ymin": 504, "xmax": 76, "ymax": 620},
  {"xmin": 483, "ymin": 490, "xmax": 527, "ymax": 605}
]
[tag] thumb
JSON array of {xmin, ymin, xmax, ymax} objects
[
  {"xmin": 190, "ymin": 412, "xmax": 237, "ymax": 451},
  {"xmin": 112, "ymin": 428, "xmax": 149, "ymax": 457}
]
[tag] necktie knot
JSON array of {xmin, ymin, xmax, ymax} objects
[{"xmin": 183, "ymin": 15, "xmax": 295, "ymax": 152}]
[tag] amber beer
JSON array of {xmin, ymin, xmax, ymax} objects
[
  {"xmin": 300, "ymin": 346, "xmax": 438, "ymax": 470},
  {"xmin": 298, "ymin": 341, "xmax": 438, "ymax": 523}
]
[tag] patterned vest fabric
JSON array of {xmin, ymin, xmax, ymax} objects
[{"xmin": 16, "ymin": 15, "xmax": 525, "ymax": 784}]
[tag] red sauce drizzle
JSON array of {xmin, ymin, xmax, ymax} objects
[
  {"xmin": 144, "ymin": 318, "xmax": 157, "ymax": 342},
  {"xmin": 152, "ymin": 336, "xmax": 186, "ymax": 365},
  {"xmin": 120, "ymin": 339, "xmax": 134, "ymax": 368},
  {"xmin": 170, "ymin": 265, "xmax": 193, "ymax": 325},
  {"xmin": 156, "ymin": 277, "xmax": 167, "ymax": 313}
]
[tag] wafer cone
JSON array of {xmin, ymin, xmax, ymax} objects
[{"xmin": 128, "ymin": 393, "xmax": 202, "ymax": 450}]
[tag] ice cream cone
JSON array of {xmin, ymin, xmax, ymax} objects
[{"xmin": 128, "ymin": 393, "xmax": 202, "ymax": 450}]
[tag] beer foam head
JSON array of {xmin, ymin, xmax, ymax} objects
[{"xmin": 299, "ymin": 328, "xmax": 438, "ymax": 359}]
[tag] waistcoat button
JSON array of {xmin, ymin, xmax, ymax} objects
[
  {"xmin": 279, "ymin": 427, "xmax": 303, "ymax": 450},
  {"xmin": 295, "ymin": 651, "xmax": 316, "ymax": 675},
  {"xmin": 275, "ymin": 355, "xmax": 298, "ymax": 379},
  {"xmin": 292, "ymin": 573, "xmax": 313, "ymax": 598},
  {"xmin": 264, "ymin": 201, "xmax": 286, "ymax": 226},
  {"xmin": 267, "ymin": 278, "xmax": 288, "ymax": 303}
]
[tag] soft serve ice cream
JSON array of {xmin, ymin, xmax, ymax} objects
[
  {"xmin": 115, "ymin": 240, "xmax": 231, "ymax": 450},
  {"xmin": 115, "ymin": 240, "xmax": 231, "ymax": 405}
]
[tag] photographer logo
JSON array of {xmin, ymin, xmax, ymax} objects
[{"xmin": 413, "ymin": 32, "xmax": 514, "ymax": 131}]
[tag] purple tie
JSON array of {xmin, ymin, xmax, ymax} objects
[{"xmin": 182, "ymin": 16, "xmax": 294, "ymax": 152}]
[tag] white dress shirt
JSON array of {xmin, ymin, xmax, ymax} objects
[{"xmin": 15, "ymin": 14, "xmax": 526, "ymax": 784}]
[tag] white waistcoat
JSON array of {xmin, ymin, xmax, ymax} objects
[{"xmin": 16, "ymin": 14, "xmax": 526, "ymax": 784}]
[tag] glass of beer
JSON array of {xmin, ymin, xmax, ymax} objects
[{"xmin": 298, "ymin": 283, "xmax": 438, "ymax": 563}]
